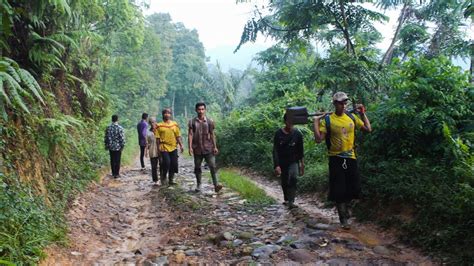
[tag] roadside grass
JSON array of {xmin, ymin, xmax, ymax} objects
[
  {"xmin": 121, "ymin": 128, "xmax": 139, "ymax": 166},
  {"xmin": 159, "ymin": 186, "xmax": 207, "ymax": 211},
  {"xmin": 214, "ymin": 169, "xmax": 276, "ymax": 206}
]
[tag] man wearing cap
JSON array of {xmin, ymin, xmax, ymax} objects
[{"xmin": 313, "ymin": 92, "xmax": 372, "ymax": 229}]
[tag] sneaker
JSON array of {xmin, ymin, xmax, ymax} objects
[
  {"xmin": 282, "ymin": 201, "xmax": 288, "ymax": 205},
  {"xmin": 214, "ymin": 184, "xmax": 223, "ymax": 193}
]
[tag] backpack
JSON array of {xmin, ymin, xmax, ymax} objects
[{"xmin": 324, "ymin": 111, "xmax": 356, "ymax": 150}]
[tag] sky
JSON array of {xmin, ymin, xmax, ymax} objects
[{"xmin": 144, "ymin": 0, "xmax": 471, "ymax": 70}]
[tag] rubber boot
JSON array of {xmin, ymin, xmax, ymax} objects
[
  {"xmin": 336, "ymin": 203, "xmax": 350, "ymax": 229},
  {"xmin": 287, "ymin": 188, "xmax": 298, "ymax": 209},
  {"xmin": 195, "ymin": 173, "xmax": 202, "ymax": 192},
  {"xmin": 169, "ymin": 173, "xmax": 176, "ymax": 186}
]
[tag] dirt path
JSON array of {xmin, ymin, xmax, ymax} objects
[{"xmin": 41, "ymin": 155, "xmax": 435, "ymax": 265}]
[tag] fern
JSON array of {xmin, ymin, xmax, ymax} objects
[{"xmin": 0, "ymin": 57, "xmax": 45, "ymax": 116}]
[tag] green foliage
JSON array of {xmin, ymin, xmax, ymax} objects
[
  {"xmin": 0, "ymin": 0, "xmax": 145, "ymax": 264},
  {"xmin": 218, "ymin": 84, "xmax": 329, "ymax": 192},
  {"xmin": 0, "ymin": 57, "xmax": 44, "ymax": 116},
  {"xmin": 0, "ymin": 175, "xmax": 61, "ymax": 264},
  {"xmin": 358, "ymin": 56, "xmax": 473, "ymax": 263}
]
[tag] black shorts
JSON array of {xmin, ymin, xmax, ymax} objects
[{"xmin": 328, "ymin": 156, "xmax": 361, "ymax": 203}]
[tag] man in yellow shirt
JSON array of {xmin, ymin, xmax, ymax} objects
[
  {"xmin": 313, "ymin": 92, "xmax": 372, "ymax": 229},
  {"xmin": 155, "ymin": 108, "xmax": 184, "ymax": 186}
]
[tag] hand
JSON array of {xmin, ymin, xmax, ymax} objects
[
  {"xmin": 299, "ymin": 164, "xmax": 305, "ymax": 176},
  {"xmin": 180, "ymin": 145, "xmax": 184, "ymax": 154},
  {"xmin": 274, "ymin": 166, "xmax": 281, "ymax": 177},
  {"xmin": 356, "ymin": 104, "xmax": 366, "ymax": 114},
  {"xmin": 145, "ymin": 150, "xmax": 148, "ymax": 158},
  {"xmin": 213, "ymin": 147, "xmax": 219, "ymax": 155},
  {"xmin": 189, "ymin": 148, "xmax": 193, "ymax": 156}
]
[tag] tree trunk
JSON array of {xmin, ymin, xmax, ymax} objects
[
  {"xmin": 381, "ymin": 2, "xmax": 410, "ymax": 65},
  {"xmin": 171, "ymin": 91, "xmax": 175, "ymax": 117},
  {"xmin": 470, "ymin": 53, "xmax": 473, "ymax": 84},
  {"xmin": 338, "ymin": 1, "xmax": 355, "ymax": 55},
  {"xmin": 427, "ymin": 23, "xmax": 445, "ymax": 57},
  {"xmin": 184, "ymin": 102, "xmax": 188, "ymax": 119}
]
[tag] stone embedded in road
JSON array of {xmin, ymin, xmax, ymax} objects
[
  {"xmin": 223, "ymin": 231, "xmax": 234, "ymax": 240},
  {"xmin": 174, "ymin": 245, "xmax": 187, "ymax": 251},
  {"xmin": 374, "ymin": 245, "xmax": 391, "ymax": 256},
  {"xmin": 276, "ymin": 235, "xmax": 296, "ymax": 245},
  {"xmin": 154, "ymin": 256, "xmax": 168, "ymax": 266},
  {"xmin": 233, "ymin": 239, "xmax": 244, "ymax": 247},
  {"xmin": 307, "ymin": 223, "xmax": 333, "ymax": 231},
  {"xmin": 184, "ymin": 249, "xmax": 200, "ymax": 256},
  {"xmin": 241, "ymin": 245, "xmax": 253, "ymax": 256},
  {"xmin": 251, "ymin": 244, "xmax": 281, "ymax": 258},
  {"xmin": 346, "ymin": 242, "xmax": 365, "ymax": 251},
  {"xmin": 238, "ymin": 231, "xmax": 254, "ymax": 240},
  {"xmin": 250, "ymin": 241, "xmax": 264, "ymax": 248},
  {"xmin": 288, "ymin": 249, "xmax": 317, "ymax": 263},
  {"xmin": 162, "ymin": 249, "xmax": 173, "ymax": 255},
  {"xmin": 175, "ymin": 253, "xmax": 186, "ymax": 263}
]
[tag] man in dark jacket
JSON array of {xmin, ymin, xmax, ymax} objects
[{"xmin": 273, "ymin": 113, "xmax": 304, "ymax": 209}]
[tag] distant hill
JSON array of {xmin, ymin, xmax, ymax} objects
[{"xmin": 206, "ymin": 44, "xmax": 270, "ymax": 71}]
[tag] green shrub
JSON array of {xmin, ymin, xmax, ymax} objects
[{"xmin": 359, "ymin": 56, "xmax": 474, "ymax": 263}]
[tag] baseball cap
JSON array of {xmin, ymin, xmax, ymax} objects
[{"xmin": 333, "ymin": 92, "xmax": 349, "ymax": 102}]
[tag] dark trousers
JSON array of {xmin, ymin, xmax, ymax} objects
[
  {"xmin": 194, "ymin": 153, "xmax": 218, "ymax": 186},
  {"xmin": 328, "ymin": 156, "xmax": 360, "ymax": 203},
  {"xmin": 109, "ymin": 150, "xmax": 122, "ymax": 177},
  {"xmin": 160, "ymin": 149, "xmax": 178, "ymax": 183},
  {"xmin": 281, "ymin": 163, "xmax": 298, "ymax": 203},
  {"xmin": 150, "ymin": 157, "xmax": 159, "ymax": 182},
  {"xmin": 139, "ymin": 145, "xmax": 146, "ymax": 168}
]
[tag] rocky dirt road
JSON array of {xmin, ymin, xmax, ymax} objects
[{"xmin": 41, "ymin": 156, "xmax": 434, "ymax": 265}]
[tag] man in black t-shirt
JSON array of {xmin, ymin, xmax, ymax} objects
[{"xmin": 273, "ymin": 113, "xmax": 305, "ymax": 209}]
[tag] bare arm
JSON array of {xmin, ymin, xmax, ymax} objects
[
  {"xmin": 356, "ymin": 104, "xmax": 372, "ymax": 133},
  {"xmin": 212, "ymin": 131, "xmax": 218, "ymax": 154},
  {"xmin": 312, "ymin": 115, "xmax": 326, "ymax": 143},
  {"xmin": 188, "ymin": 127, "xmax": 193, "ymax": 155},
  {"xmin": 177, "ymin": 136, "xmax": 184, "ymax": 153}
]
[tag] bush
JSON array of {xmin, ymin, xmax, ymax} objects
[{"xmin": 359, "ymin": 56, "xmax": 474, "ymax": 263}]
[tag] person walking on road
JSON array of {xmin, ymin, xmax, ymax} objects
[
  {"xmin": 155, "ymin": 108, "xmax": 184, "ymax": 186},
  {"xmin": 273, "ymin": 113, "xmax": 304, "ymax": 209},
  {"xmin": 313, "ymin": 91, "xmax": 372, "ymax": 229},
  {"xmin": 137, "ymin": 113, "xmax": 148, "ymax": 171},
  {"xmin": 104, "ymin": 114, "xmax": 125, "ymax": 178},
  {"xmin": 188, "ymin": 102, "xmax": 223, "ymax": 193},
  {"xmin": 146, "ymin": 117, "xmax": 160, "ymax": 185}
]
